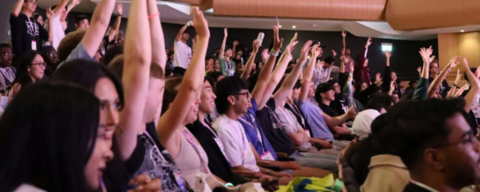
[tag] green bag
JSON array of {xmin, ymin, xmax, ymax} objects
[{"xmin": 275, "ymin": 174, "xmax": 343, "ymax": 192}]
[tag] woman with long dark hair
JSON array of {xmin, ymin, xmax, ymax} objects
[
  {"xmin": 8, "ymin": 51, "xmax": 46, "ymax": 99},
  {"xmin": 0, "ymin": 82, "xmax": 113, "ymax": 192}
]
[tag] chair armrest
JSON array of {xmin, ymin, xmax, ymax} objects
[
  {"xmin": 256, "ymin": 160, "xmax": 271, "ymax": 167},
  {"xmin": 276, "ymin": 152, "xmax": 288, "ymax": 158}
]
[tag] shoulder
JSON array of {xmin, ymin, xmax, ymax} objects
[{"xmin": 14, "ymin": 184, "xmax": 46, "ymax": 192}]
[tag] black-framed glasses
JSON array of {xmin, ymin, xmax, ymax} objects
[
  {"xmin": 0, "ymin": 52, "xmax": 13, "ymax": 57},
  {"xmin": 432, "ymin": 131, "xmax": 476, "ymax": 148},
  {"xmin": 233, "ymin": 92, "xmax": 250, "ymax": 97},
  {"xmin": 31, "ymin": 62, "xmax": 47, "ymax": 68}
]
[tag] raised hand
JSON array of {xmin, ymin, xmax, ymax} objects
[
  {"xmin": 116, "ymin": 3, "xmax": 123, "ymax": 15},
  {"xmin": 285, "ymin": 41, "xmax": 298, "ymax": 56},
  {"xmin": 72, "ymin": 0, "xmax": 81, "ymax": 5},
  {"xmin": 340, "ymin": 56, "xmax": 345, "ymax": 63},
  {"xmin": 342, "ymin": 31, "xmax": 347, "ymax": 37},
  {"xmin": 349, "ymin": 59, "xmax": 355, "ymax": 73},
  {"xmin": 365, "ymin": 37, "xmax": 372, "ymax": 48},
  {"xmin": 289, "ymin": 32, "xmax": 298, "ymax": 45},
  {"xmin": 385, "ymin": 51, "xmax": 391, "ymax": 58},
  {"xmin": 417, "ymin": 66, "xmax": 422, "ymax": 75},
  {"xmin": 273, "ymin": 25, "xmax": 284, "ymax": 52},
  {"xmin": 332, "ymin": 50, "xmax": 337, "ymax": 57},
  {"xmin": 261, "ymin": 48, "xmax": 269, "ymax": 61},
  {"xmin": 448, "ymin": 56, "xmax": 461, "ymax": 69},
  {"xmin": 252, "ymin": 39, "xmax": 261, "ymax": 53},
  {"xmin": 192, "ymin": 7, "xmax": 209, "ymax": 38},
  {"xmin": 462, "ymin": 57, "xmax": 470, "ymax": 69},
  {"xmin": 298, "ymin": 40, "xmax": 312, "ymax": 62},
  {"xmin": 347, "ymin": 106, "xmax": 356, "ymax": 118},
  {"xmin": 46, "ymin": 7, "xmax": 53, "ymax": 19},
  {"xmin": 454, "ymin": 69, "xmax": 461, "ymax": 85},
  {"xmin": 224, "ymin": 28, "xmax": 228, "ymax": 37}
]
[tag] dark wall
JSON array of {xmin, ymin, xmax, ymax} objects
[
  {"xmin": 0, "ymin": 0, "xmax": 18, "ymax": 43},
  {"xmin": 162, "ymin": 22, "xmax": 438, "ymax": 80}
]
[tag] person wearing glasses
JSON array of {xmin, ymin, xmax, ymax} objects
[
  {"xmin": 10, "ymin": 0, "xmax": 52, "ymax": 57},
  {"xmin": 9, "ymin": 51, "xmax": 45, "ymax": 99},
  {"xmin": 0, "ymin": 44, "xmax": 15, "ymax": 94}
]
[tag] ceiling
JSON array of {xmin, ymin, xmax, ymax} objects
[{"xmin": 37, "ymin": 0, "xmax": 480, "ymax": 40}]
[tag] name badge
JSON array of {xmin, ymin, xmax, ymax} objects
[
  {"xmin": 31, "ymin": 41, "xmax": 37, "ymax": 51},
  {"xmin": 260, "ymin": 151, "xmax": 275, "ymax": 160}
]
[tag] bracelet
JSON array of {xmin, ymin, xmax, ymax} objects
[
  {"xmin": 269, "ymin": 51, "xmax": 279, "ymax": 57},
  {"xmin": 270, "ymin": 49, "xmax": 279, "ymax": 55},
  {"xmin": 187, "ymin": 21, "xmax": 191, "ymax": 27},
  {"xmin": 148, "ymin": 12, "xmax": 161, "ymax": 19},
  {"xmin": 225, "ymin": 183, "xmax": 234, "ymax": 187}
]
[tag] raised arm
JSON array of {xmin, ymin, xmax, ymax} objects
[
  {"xmin": 107, "ymin": 3, "xmax": 123, "ymax": 42},
  {"xmin": 80, "ymin": 0, "xmax": 116, "ymax": 57},
  {"xmin": 251, "ymin": 24, "xmax": 283, "ymax": 109},
  {"xmin": 381, "ymin": 52, "xmax": 392, "ymax": 92},
  {"xmin": 147, "ymin": 0, "xmax": 166, "ymax": 69},
  {"xmin": 273, "ymin": 40, "xmax": 312, "ymax": 107},
  {"xmin": 299, "ymin": 45, "xmax": 320, "ymax": 103},
  {"xmin": 413, "ymin": 46, "xmax": 434, "ymax": 100},
  {"xmin": 158, "ymin": 7, "xmax": 209, "ymax": 148},
  {"xmin": 322, "ymin": 107, "xmax": 355, "ymax": 128},
  {"xmin": 174, "ymin": 22, "xmax": 191, "ymax": 42},
  {"xmin": 66, "ymin": 0, "xmax": 81, "ymax": 14},
  {"xmin": 53, "ymin": 0, "xmax": 70, "ymax": 16},
  {"xmin": 12, "ymin": 0, "xmax": 24, "ymax": 17},
  {"xmin": 427, "ymin": 56, "xmax": 460, "ymax": 98},
  {"xmin": 218, "ymin": 28, "xmax": 227, "ymax": 59},
  {"xmin": 341, "ymin": 31, "xmax": 346, "ymax": 56},
  {"xmin": 241, "ymin": 39, "xmax": 260, "ymax": 80},
  {"xmin": 117, "ymin": 0, "xmax": 152, "ymax": 160},
  {"xmin": 258, "ymin": 34, "xmax": 298, "ymax": 109},
  {"xmin": 46, "ymin": 7, "xmax": 54, "ymax": 42},
  {"xmin": 461, "ymin": 58, "xmax": 480, "ymax": 112}
]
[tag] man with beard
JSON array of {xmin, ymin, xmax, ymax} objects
[{"xmin": 384, "ymin": 99, "xmax": 480, "ymax": 192}]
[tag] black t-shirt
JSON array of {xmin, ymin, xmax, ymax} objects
[
  {"xmin": 186, "ymin": 120, "xmax": 232, "ymax": 182},
  {"xmin": 257, "ymin": 98, "xmax": 296, "ymax": 156},
  {"xmin": 319, "ymin": 102, "xmax": 338, "ymax": 117},
  {"xmin": 428, "ymin": 77, "xmax": 450, "ymax": 98},
  {"xmin": 10, "ymin": 13, "xmax": 48, "ymax": 56}
]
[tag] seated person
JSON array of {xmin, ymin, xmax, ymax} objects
[
  {"xmin": 351, "ymin": 93, "xmax": 393, "ymax": 141},
  {"xmin": 316, "ymin": 83, "xmax": 352, "ymax": 137}
]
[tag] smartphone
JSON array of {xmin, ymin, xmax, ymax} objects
[{"xmin": 257, "ymin": 32, "xmax": 265, "ymax": 45}]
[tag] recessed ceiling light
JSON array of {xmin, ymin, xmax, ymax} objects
[
  {"xmin": 279, "ymin": 25, "xmax": 282, "ymax": 28},
  {"xmin": 461, "ymin": 30, "xmax": 465, "ymax": 33},
  {"xmin": 292, "ymin": 25, "xmax": 296, "ymax": 29},
  {"xmin": 312, "ymin": 24, "xmax": 317, "ymax": 28}
]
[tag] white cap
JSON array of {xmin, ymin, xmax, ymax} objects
[{"xmin": 352, "ymin": 109, "xmax": 381, "ymax": 140}]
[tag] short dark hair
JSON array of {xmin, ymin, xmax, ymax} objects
[
  {"xmin": 324, "ymin": 56, "xmax": 334, "ymax": 65},
  {"xmin": 383, "ymin": 99, "xmax": 466, "ymax": 171},
  {"xmin": 214, "ymin": 76, "xmax": 249, "ymax": 114},
  {"xmin": 206, "ymin": 71, "xmax": 224, "ymax": 85},
  {"xmin": 315, "ymin": 82, "xmax": 333, "ymax": 103},
  {"xmin": 103, "ymin": 45, "xmax": 124, "ymax": 65},
  {"xmin": 0, "ymin": 82, "xmax": 99, "ymax": 192},
  {"xmin": 0, "ymin": 43, "xmax": 10, "ymax": 49},
  {"xmin": 364, "ymin": 93, "xmax": 393, "ymax": 112},
  {"xmin": 57, "ymin": 30, "xmax": 87, "ymax": 62},
  {"xmin": 107, "ymin": 55, "xmax": 164, "ymax": 80},
  {"xmin": 225, "ymin": 46, "xmax": 233, "ymax": 52},
  {"xmin": 293, "ymin": 80, "xmax": 302, "ymax": 89},
  {"xmin": 182, "ymin": 31, "xmax": 189, "ymax": 35},
  {"xmin": 74, "ymin": 15, "xmax": 89, "ymax": 24},
  {"xmin": 161, "ymin": 77, "xmax": 183, "ymax": 115}
]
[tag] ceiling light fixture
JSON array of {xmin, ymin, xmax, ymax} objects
[
  {"xmin": 292, "ymin": 25, "xmax": 296, "ymax": 29},
  {"xmin": 279, "ymin": 25, "xmax": 282, "ymax": 28},
  {"xmin": 461, "ymin": 30, "xmax": 465, "ymax": 33},
  {"xmin": 312, "ymin": 24, "xmax": 317, "ymax": 28}
]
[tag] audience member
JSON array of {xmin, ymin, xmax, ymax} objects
[
  {"xmin": 172, "ymin": 21, "xmax": 192, "ymax": 75},
  {"xmin": 354, "ymin": 37, "xmax": 372, "ymax": 86},
  {"xmin": 74, "ymin": 15, "xmax": 89, "ymax": 30},
  {"xmin": 39, "ymin": 45, "xmax": 58, "ymax": 76},
  {"xmin": 10, "ymin": 0, "xmax": 52, "ymax": 57},
  {"xmin": 318, "ymin": 56, "xmax": 339, "ymax": 83},
  {"xmin": 218, "ymin": 28, "xmax": 236, "ymax": 76},
  {"xmin": 0, "ymin": 44, "xmax": 15, "ymax": 94},
  {"xmin": 342, "ymin": 31, "xmax": 354, "ymax": 73}
]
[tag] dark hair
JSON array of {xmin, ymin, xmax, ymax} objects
[
  {"xmin": 384, "ymin": 99, "xmax": 466, "ymax": 171},
  {"xmin": 205, "ymin": 76, "xmax": 215, "ymax": 89},
  {"xmin": 103, "ymin": 45, "xmax": 124, "ymax": 65},
  {"xmin": 324, "ymin": 56, "xmax": 334, "ymax": 65},
  {"xmin": 293, "ymin": 80, "xmax": 302, "ymax": 89},
  {"xmin": 247, "ymin": 73, "xmax": 259, "ymax": 93},
  {"xmin": 364, "ymin": 93, "xmax": 393, "ymax": 112},
  {"xmin": 0, "ymin": 43, "xmax": 10, "ymax": 49},
  {"xmin": 75, "ymin": 15, "xmax": 89, "ymax": 25},
  {"xmin": 0, "ymin": 82, "xmax": 99, "ymax": 192},
  {"xmin": 32, "ymin": 12, "xmax": 41, "ymax": 20},
  {"xmin": 315, "ymin": 82, "xmax": 333, "ymax": 103},
  {"xmin": 288, "ymin": 61, "xmax": 296, "ymax": 66},
  {"xmin": 52, "ymin": 59, "xmax": 125, "ymax": 109},
  {"xmin": 395, "ymin": 78, "xmax": 404, "ymax": 85},
  {"xmin": 13, "ymin": 50, "xmax": 40, "ymax": 86},
  {"xmin": 225, "ymin": 46, "xmax": 233, "ymax": 52},
  {"xmin": 206, "ymin": 71, "xmax": 224, "ymax": 85},
  {"xmin": 108, "ymin": 55, "xmax": 164, "ymax": 80},
  {"xmin": 214, "ymin": 76, "xmax": 249, "ymax": 114},
  {"xmin": 408, "ymin": 80, "xmax": 417, "ymax": 87}
]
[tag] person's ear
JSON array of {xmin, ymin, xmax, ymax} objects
[
  {"xmin": 424, "ymin": 148, "xmax": 446, "ymax": 171},
  {"xmin": 227, "ymin": 95, "xmax": 236, "ymax": 106},
  {"xmin": 27, "ymin": 66, "xmax": 31, "ymax": 72}
]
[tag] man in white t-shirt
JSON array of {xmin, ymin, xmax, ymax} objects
[
  {"xmin": 45, "ymin": 0, "xmax": 80, "ymax": 49},
  {"xmin": 172, "ymin": 21, "xmax": 193, "ymax": 75}
]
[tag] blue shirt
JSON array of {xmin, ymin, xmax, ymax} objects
[
  {"xmin": 296, "ymin": 99, "xmax": 335, "ymax": 141},
  {"xmin": 239, "ymin": 98, "xmax": 278, "ymax": 160}
]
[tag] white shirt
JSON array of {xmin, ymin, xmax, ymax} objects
[
  {"xmin": 212, "ymin": 114, "xmax": 260, "ymax": 172},
  {"xmin": 173, "ymin": 40, "xmax": 192, "ymax": 69},
  {"xmin": 44, "ymin": 14, "xmax": 65, "ymax": 50},
  {"xmin": 352, "ymin": 109, "xmax": 381, "ymax": 140},
  {"xmin": 14, "ymin": 184, "xmax": 46, "ymax": 192}
]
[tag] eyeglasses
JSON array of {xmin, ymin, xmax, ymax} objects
[
  {"xmin": 233, "ymin": 92, "xmax": 250, "ymax": 97},
  {"xmin": 0, "ymin": 52, "xmax": 13, "ymax": 57},
  {"xmin": 432, "ymin": 131, "xmax": 476, "ymax": 148},
  {"xmin": 31, "ymin": 62, "xmax": 47, "ymax": 68}
]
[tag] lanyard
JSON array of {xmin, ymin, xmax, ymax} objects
[
  {"xmin": 180, "ymin": 130, "xmax": 210, "ymax": 174},
  {"xmin": 239, "ymin": 115, "xmax": 265, "ymax": 154},
  {"xmin": 202, "ymin": 122, "xmax": 232, "ymax": 167}
]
